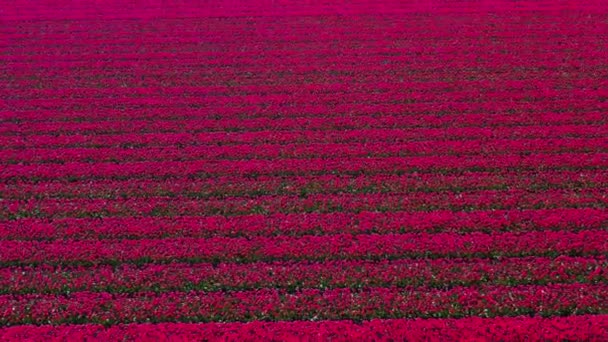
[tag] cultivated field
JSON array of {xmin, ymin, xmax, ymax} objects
[{"xmin": 1, "ymin": 0, "xmax": 607, "ymax": 340}]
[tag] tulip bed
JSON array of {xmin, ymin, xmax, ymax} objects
[{"xmin": 1, "ymin": 0, "xmax": 607, "ymax": 340}]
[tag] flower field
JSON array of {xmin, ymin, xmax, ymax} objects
[{"xmin": 1, "ymin": 0, "xmax": 607, "ymax": 340}]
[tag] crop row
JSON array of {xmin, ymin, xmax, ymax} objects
[
  {"xmin": 3, "ymin": 188, "xmax": 607, "ymax": 219},
  {"xmin": 4, "ymin": 96, "xmax": 607, "ymax": 122},
  {"xmin": 5, "ymin": 78, "xmax": 600, "ymax": 100},
  {"xmin": 4, "ymin": 33, "xmax": 599, "ymax": 56},
  {"xmin": 4, "ymin": 125, "xmax": 606, "ymax": 150},
  {"xmin": 4, "ymin": 0, "xmax": 605, "ymax": 20},
  {"xmin": 5, "ymin": 27, "xmax": 602, "ymax": 57},
  {"xmin": 7, "ymin": 84, "xmax": 607, "ymax": 110},
  {"xmin": 3, "ymin": 8, "xmax": 601, "ymax": 32},
  {"xmin": 6, "ymin": 36, "xmax": 600, "ymax": 61},
  {"xmin": 6, "ymin": 67, "xmax": 607, "ymax": 99},
  {"xmin": 4, "ymin": 169, "xmax": 604, "ymax": 201},
  {"xmin": 2, "ymin": 207, "xmax": 604, "ymax": 240},
  {"xmin": 3, "ymin": 138, "xmax": 605, "ymax": 166},
  {"xmin": 1, "ymin": 315, "xmax": 606, "ymax": 341},
  {"xmin": 1, "ymin": 284, "xmax": 606, "ymax": 325},
  {"xmin": 4, "ymin": 110, "xmax": 606, "ymax": 136},
  {"xmin": 0, "ymin": 229, "xmax": 605, "ymax": 266},
  {"xmin": 4, "ymin": 78, "xmax": 604, "ymax": 101},
  {"xmin": 6, "ymin": 40, "xmax": 600, "ymax": 60},
  {"xmin": 7, "ymin": 53, "xmax": 607, "ymax": 84},
  {"xmin": 0, "ymin": 256, "xmax": 604, "ymax": 295},
  {"xmin": 3, "ymin": 153, "xmax": 606, "ymax": 182},
  {"xmin": 4, "ymin": 13, "xmax": 602, "ymax": 51},
  {"xmin": 6, "ymin": 53, "xmax": 603, "ymax": 77},
  {"xmin": 4, "ymin": 48, "xmax": 604, "ymax": 75}
]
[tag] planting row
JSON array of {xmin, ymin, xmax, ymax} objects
[
  {"xmin": 4, "ymin": 169, "xmax": 604, "ymax": 201},
  {"xmin": 0, "ymin": 229, "xmax": 605, "ymax": 266},
  {"xmin": 5, "ymin": 50, "xmax": 605, "ymax": 78},
  {"xmin": 6, "ymin": 37, "xmax": 605, "ymax": 71},
  {"xmin": 6, "ymin": 79, "xmax": 600, "ymax": 103},
  {"xmin": 3, "ymin": 153, "xmax": 607, "ymax": 182},
  {"xmin": 0, "ymin": 256, "xmax": 604, "ymax": 295},
  {"xmin": 0, "ymin": 284, "xmax": 606, "ymax": 325},
  {"xmin": 5, "ymin": 110, "xmax": 606, "ymax": 137},
  {"xmin": 7, "ymin": 68, "xmax": 608, "ymax": 100},
  {"xmin": 6, "ymin": 58, "xmax": 606, "ymax": 85},
  {"xmin": 7, "ymin": 86, "xmax": 606, "ymax": 111},
  {"xmin": 5, "ymin": 78, "xmax": 605, "ymax": 101},
  {"xmin": 4, "ymin": 97, "xmax": 607, "ymax": 122},
  {"xmin": 4, "ymin": 0, "xmax": 605, "ymax": 20},
  {"xmin": 6, "ymin": 75, "xmax": 607, "ymax": 104},
  {"xmin": 4, "ymin": 125, "xmax": 606, "ymax": 149},
  {"xmin": 1, "ymin": 315, "xmax": 606, "ymax": 341},
  {"xmin": 3, "ymin": 188, "xmax": 607, "ymax": 219},
  {"xmin": 2, "ymin": 207, "xmax": 604, "ymax": 240},
  {"xmin": 7, "ymin": 32, "xmax": 604, "ymax": 65},
  {"xmin": 3, "ymin": 138, "xmax": 605, "ymax": 165},
  {"xmin": 5, "ymin": 14, "xmax": 603, "ymax": 54},
  {"xmin": 3, "ymin": 8, "xmax": 602, "ymax": 32}
]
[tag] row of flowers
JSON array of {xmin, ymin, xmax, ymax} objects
[
  {"xmin": 6, "ymin": 96, "xmax": 607, "ymax": 122},
  {"xmin": 7, "ymin": 105, "xmax": 604, "ymax": 134},
  {"xmin": 4, "ymin": 123, "xmax": 605, "ymax": 149},
  {"xmin": 4, "ymin": 170, "xmax": 604, "ymax": 202},
  {"xmin": 2, "ymin": 207, "xmax": 605, "ymax": 240},
  {"xmin": 0, "ymin": 284, "xmax": 606, "ymax": 325},
  {"xmin": 10, "ymin": 84, "xmax": 608, "ymax": 110},
  {"xmin": 2, "ymin": 315, "xmax": 607, "ymax": 341},
  {"xmin": 0, "ymin": 230, "xmax": 605, "ymax": 266},
  {"xmin": 8, "ymin": 39, "xmax": 606, "ymax": 79},
  {"xmin": 4, "ymin": 138, "xmax": 605, "ymax": 165},
  {"xmin": 3, "ymin": 0, "xmax": 604, "ymax": 30},
  {"xmin": 0, "ymin": 256, "xmax": 604, "ymax": 295},
  {"xmin": 9, "ymin": 77, "xmax": 605, "ymax": 103},
  {"xmin": 4, "ymin": 152, "xmax": 607, "ymax": 182},
  {"xmin": 8, "ymin": 28, "xmax": 604, "ymax": 66},
  {"xmin": 3, "ymin": 188, "xmax": 606, "ymax": 219}
]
